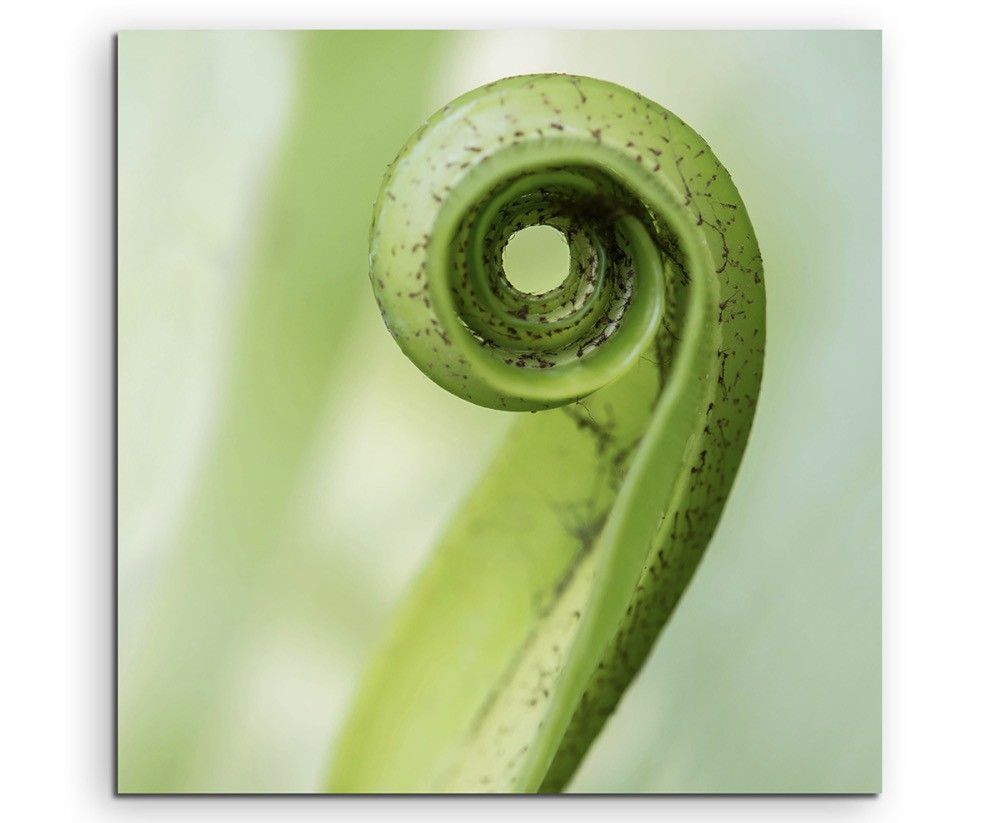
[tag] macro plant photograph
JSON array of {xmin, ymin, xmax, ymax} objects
[{"xmin": 117, "ymin": 29, "xmax": 881, "ymax": 794}]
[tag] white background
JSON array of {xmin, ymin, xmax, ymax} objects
[{"xmin": 3, "ymin": 1, "xmax": 998, "ymax": 820}]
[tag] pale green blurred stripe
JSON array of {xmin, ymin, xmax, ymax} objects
[{"xmin": 118, "ymin": 30, "xmax": 459, "ymax": 792}]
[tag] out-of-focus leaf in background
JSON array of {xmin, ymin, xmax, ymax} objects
[
  {"xmin": 118, "ymin": 31, "xmax": 880, "ymax": 793},
  {"xmin": 117, "ymin": 30, "xmax": 488, "ymax": 791}
]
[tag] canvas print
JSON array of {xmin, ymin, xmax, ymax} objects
[{"xmin": 117, "ymin": 30, "xmax": 881, "ymax": 794}]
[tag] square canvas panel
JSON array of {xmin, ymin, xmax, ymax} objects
[{"xmin": 117, "ymin": 29, "xmax": 881, "ymax": 794}]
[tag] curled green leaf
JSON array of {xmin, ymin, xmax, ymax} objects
[{"xmin": 327, "ymin": 73, "xmax": 765, "ymax": 793}]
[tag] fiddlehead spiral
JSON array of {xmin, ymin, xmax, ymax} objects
[{"xmin": 330, "ymin": 73, "xmax": 765, "ymax": 793}]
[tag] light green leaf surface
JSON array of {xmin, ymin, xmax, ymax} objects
[{"xmin": 328, "ymin": 74, "xmax": 766, "ymax": 793}]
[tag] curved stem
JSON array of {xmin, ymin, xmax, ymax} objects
[{"xmin": 328, "ymin": 73, "xmax": 765, "ymax": 794}]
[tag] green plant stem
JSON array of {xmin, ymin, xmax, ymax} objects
[{"xmin": 327, "ymin": 73, "xmax": 765, "ymax": 793}]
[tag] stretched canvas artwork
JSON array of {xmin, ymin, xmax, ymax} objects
[{"xmin": 117, "ymin": 29, "xmax": 881, "ymax": 794}]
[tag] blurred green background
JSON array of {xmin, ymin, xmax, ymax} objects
[{"xmin": 117, "ymin": 30, "xmax": 881, "ymax": 793}]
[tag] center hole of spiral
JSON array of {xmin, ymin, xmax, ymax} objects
[{"xmin": 502, "ymin": 225, "xmax": 570, "ymax": 295}]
